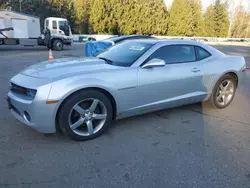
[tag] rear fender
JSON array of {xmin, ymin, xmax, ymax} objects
[{"xmin": 202, "ymin": 55, "xmax": 245, "ymax": 100}]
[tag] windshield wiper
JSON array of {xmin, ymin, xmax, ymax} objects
[{"xmin": 98, "ymin": 57, "xmax": 113, "ymax": 65}]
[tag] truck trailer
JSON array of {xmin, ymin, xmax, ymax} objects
[{"xmin": 0, "ymin": 10, "xmax": 72, "ymax": 51}]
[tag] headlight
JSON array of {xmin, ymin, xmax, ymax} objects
[{"xmin": 26, "ymin": 89, "xmax": 37, "ymax": 98}]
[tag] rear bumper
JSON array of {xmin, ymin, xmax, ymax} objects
[{"xmin": 238, "ymin": 69, "xmax": 248, "ymax": 87}]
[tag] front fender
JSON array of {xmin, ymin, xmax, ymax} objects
[
  {"xmin": 48, "ymin": 77, "xmax": 117, "ymax": 102},
  {"xmin": 47, "ymin": 77, "xmax": 117, "ymax": 122}
]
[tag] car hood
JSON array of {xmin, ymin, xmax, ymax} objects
[{"xmin": 20, "ymin": 57, "xmax": 120, "ymax": 79}]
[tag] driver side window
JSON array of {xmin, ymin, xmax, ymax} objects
[{"xmin": 149, "ymin": 45, "xmax": 196, "ymax": 64}]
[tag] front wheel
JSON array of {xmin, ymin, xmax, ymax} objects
[
  {"xmin": 209, "ymin": 74, "xmax": 237, "ymax": 109},
  {"xmin": 58, "ymin": 90, "xmax": 113, "ymax": 141},
  {"xmin": 52, "ymin": 39, "xmax": 63, "ymax": 51}
]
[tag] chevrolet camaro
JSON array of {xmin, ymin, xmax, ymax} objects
[{"xmin": 7, "ymin": 40, "xmax": 246, "ymax": 141}]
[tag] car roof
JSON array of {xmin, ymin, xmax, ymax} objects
[
  {"xmin": 132, "ymin": 39, "xmax": 205, "ymax": 45},
  {"xmin": 120, "ymin": 39, "xmax": 159, "ymax": 44},
  {"xmin": 104, "ymin": 35, "xmax": 155, "ymax": 43},
  {"xmin": 127, "ymin": 39, "xmax": 225, "ymax": 57},
  {"xmin": 130, "ymin": 39, "xmax": 218, "ymax": 50}
]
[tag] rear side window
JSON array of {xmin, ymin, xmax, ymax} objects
[
  {"xmin": 52, "ymin": 21, "xmax": 57, "ymax": 29},
  {"xmin": 150, "ymin": 45, "xmax": 196, "ymax": 64},
  {"xmin": 195, "ymin": 46, "xmax": 211, "ymax": 61}
]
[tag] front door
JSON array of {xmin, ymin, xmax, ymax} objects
[{"xmin": 137, "ymin": 45, "xmax": 206, "ymax": 111}]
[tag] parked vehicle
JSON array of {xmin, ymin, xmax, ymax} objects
[
  {"xmin": 78, "ymin": 36, "xmax": 96, "ymax": 42},
  {"xmin": 0, "ymin": 10, "xmax": 72, "ymax": 51},
  {"xmin": 103, "ymin": 35, "xmax": 155, "ymax": 44},
  {"xmin": 7, "ymin": 40, "xmax": 246, "ymax": 141},
  {"xmin": 85, "ymin": 35, "xmax": 155, "ymax": 57}
]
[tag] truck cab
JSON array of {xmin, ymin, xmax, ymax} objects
[{"xmin": 44, "ymin": 17, "xmax": 72, "ymax": 50}]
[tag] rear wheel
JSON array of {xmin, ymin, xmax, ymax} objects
[
  {"xmin": 58, "ymin": 90, "xmax": 113, "ymax": 141},
  {"xmin": 53, "ymin": 39, "xmax": 63, "ymax": 51},
  {"xmin": 209, "ymin": 74, "xmax": 236, "ymax": 109}
]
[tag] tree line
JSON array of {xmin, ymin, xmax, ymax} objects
[
  {"xmin": 230, "ymin": 6, "xmax": 250, "ymax": 38},
  {"xmin": 0, "ymin": 0, "xmax": 249, "ymax": 38}
]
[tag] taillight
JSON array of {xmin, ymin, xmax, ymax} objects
[{"xmin": 242, "ymin": 64, "xmax": 246, "ymax": 72}]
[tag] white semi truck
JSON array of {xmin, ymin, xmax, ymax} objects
[{"xmin": 0, "ymin": 10, "xmax": 72, "ymax": 51}]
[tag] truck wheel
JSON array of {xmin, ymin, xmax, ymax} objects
[{"xmin": 53, "ymin": 40, "xmax": 63, "ymax": 51}]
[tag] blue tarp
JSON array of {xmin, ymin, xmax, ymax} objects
[{"xmin": 85, "ymin": 41, "xmax": 113, "ymax": 57}]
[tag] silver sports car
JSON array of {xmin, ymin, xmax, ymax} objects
[{"xmin": 7, "ymin": 40, "xmax": 246, "ymax": 141}]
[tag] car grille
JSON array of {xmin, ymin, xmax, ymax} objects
[{"xmin": 10, "ymin": 83, "xmax": 27, "ymax": 95}]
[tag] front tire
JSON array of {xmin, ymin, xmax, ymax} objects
[
  {"xmin": 58, "ymin": 90, "xmax": 113, "ymax": 141},
  {"xmin": 53, "ymin": 39, "xmax": 63, "ymax": 51},
  {"xmin": 209, "ymin": 74, "xmax": 237, "ymax": 109}
]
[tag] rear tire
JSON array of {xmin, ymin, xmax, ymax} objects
[
  {"xmin": 58, "ymin": 90, "xmax": 113, "ymax": 141},
  {"xmin": 209, "ymin": 74, "xmax": 236, "ymax": 109},
  {"xmin": 53, "ymin": 39, "xmax": 63, "ymax": 51}
]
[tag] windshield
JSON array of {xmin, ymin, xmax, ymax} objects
[
  {"xmin": 59, "ymin": 21, "xmax": 69, "ymax": 29},
  {"xmin": 59, "ymin": 20, "xmax": 70, "ymax": 36},
  {"xmin": 97, "ymin": 41, "xmax": 154, "ymax": 67}
]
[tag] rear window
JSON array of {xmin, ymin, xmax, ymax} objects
[{"xmin": 195, "ymin": 46, "xmax": 211, "ymax": 61}]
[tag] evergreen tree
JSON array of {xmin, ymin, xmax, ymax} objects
[
  {"xmin": 89, "ymin": 0, "xmax": 117, "ymax": 34},
  {"xmin": 137, "ymin": 0, "xmax": 168, "ymax": 35},
  {"xmin": 213, "ymin": 0, "xmax": 229, "ymax": 37},
  {"xmin": 116, "ymin": 0, "xmax": 137, "ymax": 34},
  {"xmin": 168, "ymin": 0, "xmax": 193, "ymax": 36},
  {"xmin": 74, "ymin": 0, "xmax": 93, "ymax": 34},
  {"xmin": 204, "ymin": 5, "xmax": 216, "ymax": 37},
  {"xmin": 90, "ymin": 0, "xmax": 168, "ymax": 35},
  {"xmin": 230, "ymin": 6, "xmax": 250, "ymax": 38},
  {"xmin": 189, "ymin": 0, "xmax": 204, "ymax": 36},
  {"xmin": 0, "ymin": 0, "xmax": 231, "ymax": 37}
]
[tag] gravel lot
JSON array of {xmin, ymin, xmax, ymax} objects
[{"xmin": 0, "ymin": 44, "xmax": 250, "ymax": 188}]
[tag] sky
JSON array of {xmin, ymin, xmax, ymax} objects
[{"xmin": 163, "ymin": 0, "xmax": 249, "ymax": 11}]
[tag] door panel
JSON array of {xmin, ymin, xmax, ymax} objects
[
  {"xmin": 138, "ymin": 62, "xmax": 206, "ymax": 110},
  {"xmin": 136, "ymin": 45, "xmax": 209, "ymax": 111}
]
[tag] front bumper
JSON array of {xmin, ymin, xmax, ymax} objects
[
  {"xmin": 63, "ymin": 38, "xmax": 72, "ymax": 45},
  {"xmin": 7, "ymin": 74, "xmax": 58, "ymax": 134},
  {"xmin": 7, "ymin": 92, "xmax": 58, "ymax": 133}
]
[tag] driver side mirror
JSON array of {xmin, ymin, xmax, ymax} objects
[{"xmin": 142, "ymin": 58, "xmax": 166, "ymax": 69}]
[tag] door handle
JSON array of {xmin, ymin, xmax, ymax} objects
[{"xmin": 191, "ymin": 68, "xmax": 201, "ymax": 73}]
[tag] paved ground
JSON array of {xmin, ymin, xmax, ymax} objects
[{"xmin": 0, "ymin": 44, "xmax": 250, "ymax": 188}]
